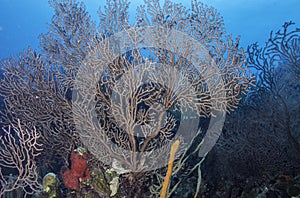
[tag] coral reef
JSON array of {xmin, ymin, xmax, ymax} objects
[{"xmin": 2, "ymin": 0, "xmax": 298, "ymax": 197}]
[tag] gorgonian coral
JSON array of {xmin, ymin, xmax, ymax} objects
[{"xmin": 0, "ymin": 0, "xmax": 254, "ymax": 197}]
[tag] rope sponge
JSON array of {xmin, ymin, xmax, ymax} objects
[{"xmin": 160, "ymin": 140, "xmax": 180, "ymax": 198}]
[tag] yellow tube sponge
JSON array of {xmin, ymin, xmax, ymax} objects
[{"xmin": 160, "ymin": 140, "xmax": 180, "ymax": 198}]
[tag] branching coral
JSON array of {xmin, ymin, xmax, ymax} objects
[
  {"xmin": 0, "ymin": 48, "xmax": 82, "ymax": 171},
  {"xmin": 71, "ymin": 0, "xmax": 253, "ymax": 171},
  {"xmin": 247, "ymin": 21, "xmax": 300, "ymax": 155},
  {"xmin": 0, "ymin": 120, "xmax": 42, "ymax": 196},
  {"xmin": 0, "ymin": 0, "xmax": 254, "ymax": 197}
]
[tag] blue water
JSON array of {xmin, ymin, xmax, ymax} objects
[{"xmin": 1, "ymin": 0, "xmax": 300, "ymax": 59}]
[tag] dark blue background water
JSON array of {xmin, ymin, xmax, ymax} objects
[{"xmin": 1, "ymin": 0, "xmax": 300, "ymax": 60}]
